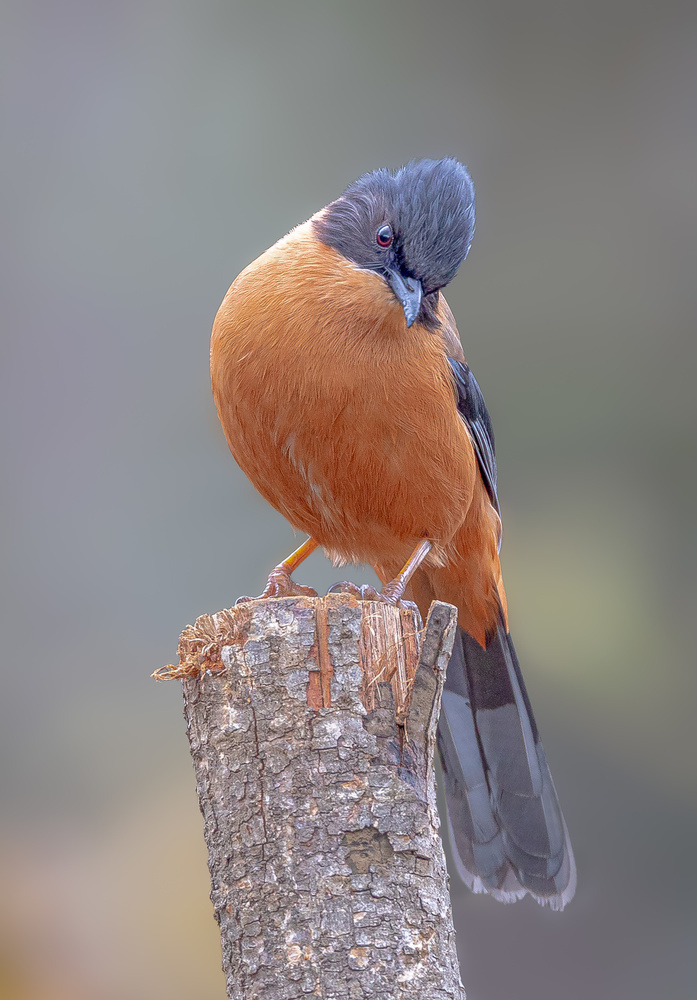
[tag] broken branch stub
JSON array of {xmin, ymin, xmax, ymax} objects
[{"xmin": 166, "ymin": 593, "xmax": 463, "ymax": 999}]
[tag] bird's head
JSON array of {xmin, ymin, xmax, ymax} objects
[{"xmin": 313, "ymin": 158, "xmax": 475, "ymax": 328}]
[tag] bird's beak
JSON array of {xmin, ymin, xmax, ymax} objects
[{"xmin": 385, "ymin": 269, "xmax": 423, "ymax": 327}]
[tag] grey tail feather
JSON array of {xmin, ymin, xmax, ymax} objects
[{"xmin": 437, "ymin": 622, "xmax": 576, "ymax": 909}]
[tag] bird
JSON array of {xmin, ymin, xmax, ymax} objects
[{"xmin": 210, "ymin": 158, "xmax": 576, "ymax": 909}]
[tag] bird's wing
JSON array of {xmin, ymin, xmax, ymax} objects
[{"xmin": 447, "ymin": 357, "xmax": 500, "ymax": 518}]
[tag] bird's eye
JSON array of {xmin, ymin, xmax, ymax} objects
[{"xmin": 376, "ymin": 224, "xmax": 393, "ymax": 248}]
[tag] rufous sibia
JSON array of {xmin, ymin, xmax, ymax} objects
[{"xmin": 210, "ymin": 159, "xmax": 575, "ymax": 908}]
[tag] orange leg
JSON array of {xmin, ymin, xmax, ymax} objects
[
  {"xmin": 237, "ymin": 537, "xmax": 319, "ymax": 603},
  {"xmin": 381, "ymin": 539, "xmax": 432, "ymax": 601},
  {"xmin": 329, "ymin": 539, "xmax": 432, "ymax": 607}
]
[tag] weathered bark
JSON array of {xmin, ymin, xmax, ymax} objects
[{"xmin": 159, "ymin": 593, "xmax": 464, "ymax": 999}]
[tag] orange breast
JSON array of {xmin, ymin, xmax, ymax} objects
[{"xmin": 210, "ymin": 219, "xmax": 478, "ymax": 567}]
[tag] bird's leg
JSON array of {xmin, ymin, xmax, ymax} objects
[
  {"xmin": 329, "ymin": 539, "xmax": 432, "ymax": 609},
  {"xmin": 237, "ymin": 537, "xmax": 319, "ymax": 603},
  {"xmin": 381, "ymin": 539, "xmax": 432, "ymax": 602}
]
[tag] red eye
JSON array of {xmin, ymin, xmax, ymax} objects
[{"xmin": 376, "ymin": 224, "xmax": 393, "ymax": 248}]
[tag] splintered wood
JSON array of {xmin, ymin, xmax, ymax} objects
[
  {"xmin": 357, "ymin": 602, "xmax": 422, "ymax": 724},
  {"xmin": 152, "ymin": 605, "xmax": 251, "ymax": 680},
  {"xmin": 155, "ymin": 593, "xmax": 423, "ymax": 726}
]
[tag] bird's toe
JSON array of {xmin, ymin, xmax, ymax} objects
[
  {"xmin": 327, "ymin": 582, "xmax": 417, "ymax": 615},
  {"xmin": 263, "ymin": 567, "xmax": 318, "ymax": 599},
  {"xmin": 327, "ymin": 581, "xmax": 363, "ymax": 598}
]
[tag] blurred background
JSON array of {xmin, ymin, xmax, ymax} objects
[{"xmin": 1, "ymin": 1, "xmax": 695, "ymax": 997}]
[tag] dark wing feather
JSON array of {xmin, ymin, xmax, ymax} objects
[{"xmin": 447, "ymin": 358, "xmax": 500, "ymax": 516}]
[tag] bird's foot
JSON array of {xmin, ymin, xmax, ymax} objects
[
  {"xmin": 327, "ymin": 581, "xmax": 419, "ymax": 615},
  {"xmin": 236, "ymin": 566, "xmax": 318, "ymax": 604}
]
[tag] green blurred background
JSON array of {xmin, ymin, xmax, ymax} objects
[{"xmin": 1, "ymin": 1, "xmax": 695, "ymax": 997}]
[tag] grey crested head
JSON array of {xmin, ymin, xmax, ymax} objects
[{"xmin": 313, "ymin": 158, "xmax": 475, "ymax": 326}]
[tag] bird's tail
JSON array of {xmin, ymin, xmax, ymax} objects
[{"xmin": 437, "ymin": 620, "xmax": 576, "ymax": 909}]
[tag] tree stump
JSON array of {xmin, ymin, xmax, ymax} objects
[{"xmin": 156, "ymin": 592, "xmax": 464, "ymax": 999}]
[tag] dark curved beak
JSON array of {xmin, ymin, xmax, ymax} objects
[{"xmin": 386, "ymin": 269, "xmax": 423, "ymax": 327}]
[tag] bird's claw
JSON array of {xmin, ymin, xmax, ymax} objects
[
  {"xmin": 237, "ymin": 567, "xmax": 318, "ymax": 604},
  {"xmin": 328, "ymin": 580, "xmax": 418, "ymax": 614}
]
